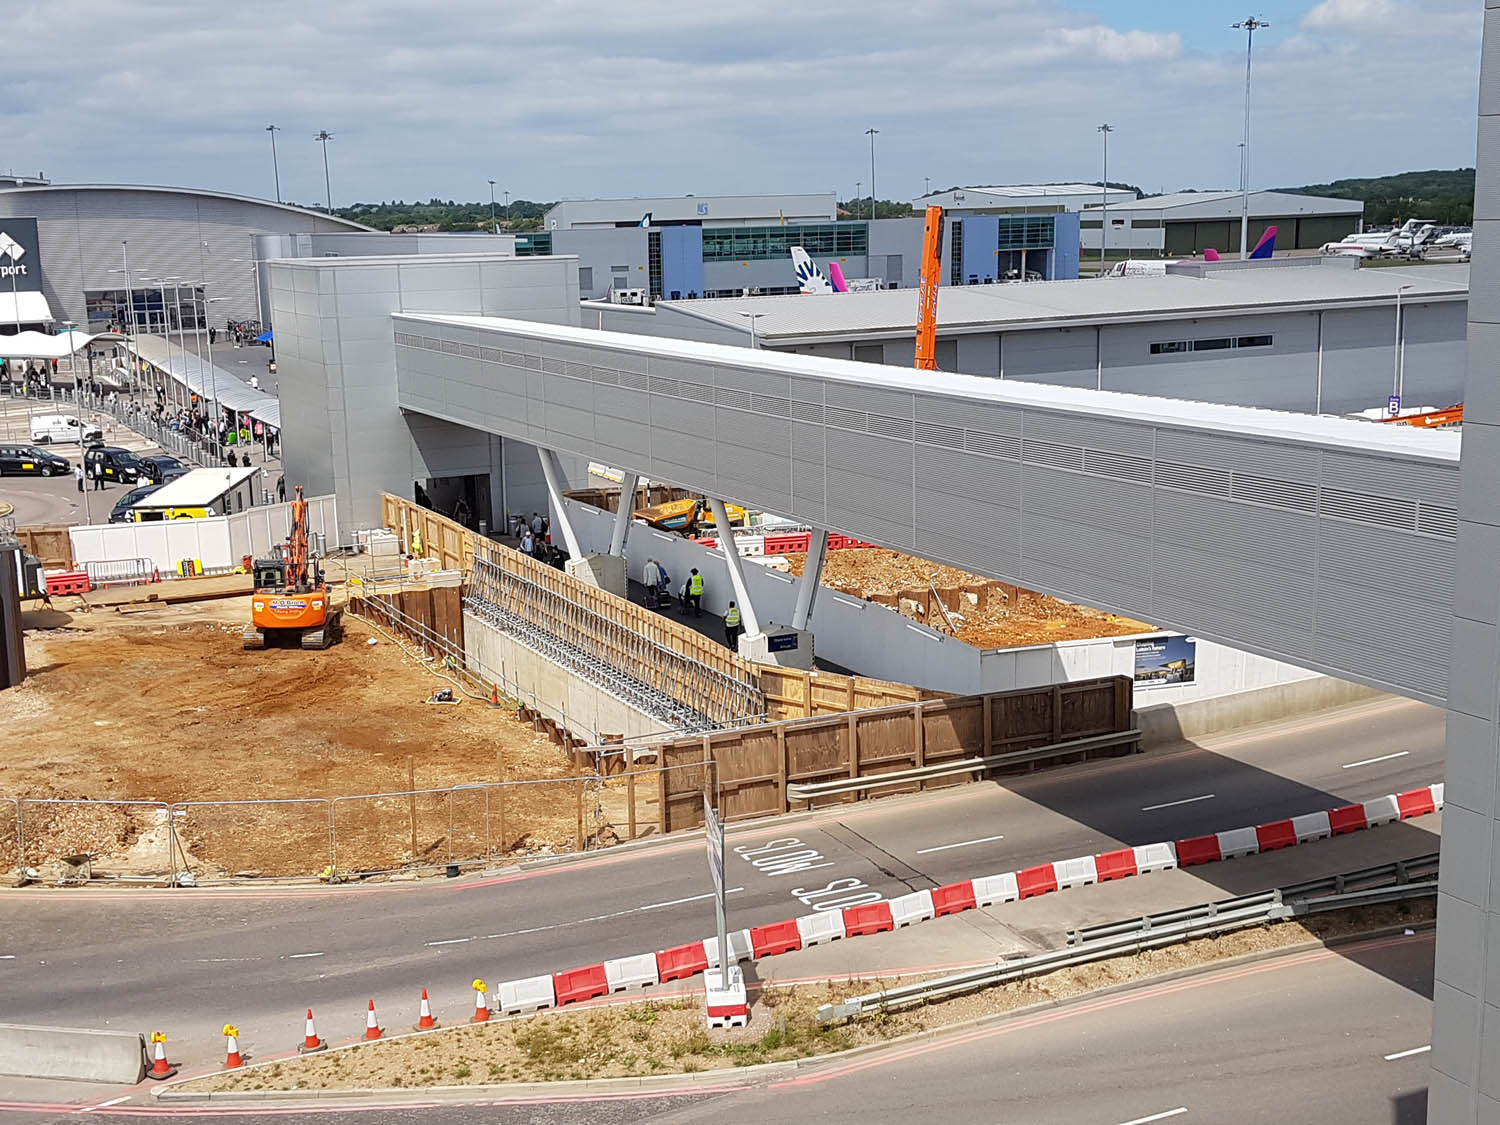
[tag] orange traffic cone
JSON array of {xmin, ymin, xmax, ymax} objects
[
  {"xmin": 490, "ymin": 684, "xmax": 501, "ymax": 706},
  {"xmin": 363, "ymin": 999, "xmax": 383, "ymax": 1041},
  {"xmin": 223, "ymin": 1024, "xmax": 244, "ymax": 1069},
  {"xmin": 471, "ymin": 979, "xmax": 490, "ymax": 1023},
  {"xmin": 298, "ymin": 1008, "xmax": 326, "ymax": 1054},
  {"xmin": 146, "ymin": 1031, "xmax": 178, "ymax": 1080},
  {"xmin": 414, "ymin": 988, "xmax": 439, "ymax": 1031}
]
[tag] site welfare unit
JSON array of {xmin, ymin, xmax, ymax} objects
[{"xmin": 127, "ymin": 466, "xmax": 263, "ymax": 520}]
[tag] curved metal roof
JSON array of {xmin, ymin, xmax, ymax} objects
[{"xmin": 0, "ymin": 183, "xmax": 372, "ymax": 231}]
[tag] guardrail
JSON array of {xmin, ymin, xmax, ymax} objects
[
  {"xmin": 785, "ymin": 727, "xmax": 1142, "ymax": 803},
  {"xmin": 818, "ymin": 857, "xmax": 1437, "ymax": 1024},
  {"xmin": 82, "ymin": 557, "xmax": 158, "ymax": 588}
]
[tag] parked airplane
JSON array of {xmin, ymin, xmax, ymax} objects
[
  {"xmin": 1320, "ymin": 219, "xmax": 1436, "ymax": 260},
  {"xmin": 791, "ymin": 246, "xmax": 836, "ymax": 294},
  {"xmin": 1105, "ymin": 227, "xmax": 1276, "ymax": 277}
]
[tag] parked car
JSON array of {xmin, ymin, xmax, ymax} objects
[
  {"xmin": 109, "ymin": 484, "xmax": 163, "ymax": 523},
  {"xmin": 30, "ymin": 414, "xmax": 103, "ymax": 445},
  {"xmin": 137, "ymin": 454, "xmax": 190, "ymax": 485},
  {"xmin": 0, "ymin": 444, "xmax": 70, "ymax": 477},
  {"xmin": 84, "ymin": 445, "xmax": 147, "ymax": 485}
]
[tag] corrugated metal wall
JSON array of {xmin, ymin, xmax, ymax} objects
[{"xmin": 392, "ymin": 317, "xmax": 1459, "ymax": 705}]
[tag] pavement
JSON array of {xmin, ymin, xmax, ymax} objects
[{"xmin": 0, "ymin": 694, "xmax": 1445, "ymax": 1101}]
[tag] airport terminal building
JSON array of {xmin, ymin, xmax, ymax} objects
[{"xmin": 0, "ymin": 183, "xmax": 368, "ymax": 333}]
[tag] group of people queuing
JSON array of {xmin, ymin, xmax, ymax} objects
[{"xmin": 518, "ymin": 511, "xmax": 567, "ymax": 567}]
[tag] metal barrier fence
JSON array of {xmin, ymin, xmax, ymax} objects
[
  {"xmin": 2, "ymin": 758, "xmax": 715, "ymax": 884},
  {"xmin": 82, "ymin": 557, "xmax": 157, "ymax": 588}
]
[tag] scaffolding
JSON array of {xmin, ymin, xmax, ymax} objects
[{"xmin": 466, "ymin": 552, "xmax": 764, "ymax": 732}]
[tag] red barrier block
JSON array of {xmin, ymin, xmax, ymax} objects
[
  {"xmin": 749, "ymin": 919, "xmax": 802, "ymax": 959},
  {"xmin": 1397, "ymin": 788, "xmax": 1437, "ymax": 819},
  {"xmin": 1176, "ymin": 835, "xmax": 1223, "ymax": 867},
  {"xmin": 655, "ymin": 942, "xmax": 709, "ymax": 983},
  {"xmin": 1255, "ymin": 819, "xmax": 1297, "ymax": 852},
  {"xmin": 45, "ymin": 570, "xmax": 92, "ymax": 596},
  {"xmin": 786, "ymin": 533, "xmax": 812, "ymax": 552},
  {"xmin": 553, "ymin": 964, "xmax": 609, "ymax": 1006},
  {"xmin": 1328, "ymin": 804, "xmax": 1368, "ymax": 836},
  {"xmin": 1094, "ymin": 848, "xmax": 1138, "ymax": 882},
  {"xmin": 842, "ymin": 902, "xmax": 894, "ymax": 937},
  {"xmin": 931, "ymin": 881, "xmax": 977, "ymax": 916},
  {"xmin": 1016, "ymin": 864, "xmax": 1059, "ymax": 899}
]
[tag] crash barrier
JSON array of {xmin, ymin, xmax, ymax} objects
[
  {"xmin": 43, "ymin": 570, "xmax": 91, "ymax": 596},
  {"xmin": 651, "ymin": 676, "xmax": 1134, "ymax": 833},
  {"xmin": 2, "ymin": 760, "xmax": 714, "ymax": 883},
  {"xmin": 82, "ymin": 557, "xmax": 158, "ymax": 589},
  {"xmin": 167, "ymin": 783, "xmax": 1442, "ymax": 1064},
  {"xmin": 0, "ymin": 1024, "xmax": 146, "ymax": 1084}
]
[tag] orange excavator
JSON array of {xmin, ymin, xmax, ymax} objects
[
  {"xmin": 914, "ymin": 204, "xmax": 945, "ymax": 371},
  {"xmin": 244, "ymin": 485, "xmax": 342, "ymax": 650}
]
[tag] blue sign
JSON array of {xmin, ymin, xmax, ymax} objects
[
  {"xmin": 767, "ymin": 632, "xmax": 799, "ymax": 653},
  {"xmin": 1388, "ymin": 395, "xmax": 1401, "ymax": 417},
  {"xmin": 697, "ymin": 203, "xmax": 709, "ymax": 216}
]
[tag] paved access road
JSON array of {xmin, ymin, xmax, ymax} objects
[{"xmin": 0, "ymin": 697, "xmax": 1444, "ymax": 1075}]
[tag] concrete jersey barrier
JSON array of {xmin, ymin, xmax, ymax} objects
[{"xmin": 0, "ymin": 1023, "xmax": 145, "ymax": 1084}]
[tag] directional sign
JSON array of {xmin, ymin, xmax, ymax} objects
[
  {"xmin": 1388, "ymin": 394, "xmax": 1402, "ymax": 417},
  {"xmin": 704, "ymin": 795, "xmax": 724, "ymax": 899}
]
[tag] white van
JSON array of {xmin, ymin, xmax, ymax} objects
[{"xmin": 30, "ymin": 414, "xmax": 103, "ymax": 445}]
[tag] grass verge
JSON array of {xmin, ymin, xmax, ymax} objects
[{"xmin": 180, "ymin": 899, "xmax": 1433, "ymax": 1093}]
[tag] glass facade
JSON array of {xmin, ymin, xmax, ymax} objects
[
  {"xmin": 996, "ymin": 215, "xmax": 1055, "ymax": 250},
  {"xmin": 702, "ymin": 223, "xmax": 868, "ymax": 262},
  {"xmin": 513, "ymin": 233, "xmax": 553, "ymax": 256}
]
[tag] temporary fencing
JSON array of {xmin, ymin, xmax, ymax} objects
[{"xmin": 1, "ymin": 758, "xmax": 714, "ymax": 884}]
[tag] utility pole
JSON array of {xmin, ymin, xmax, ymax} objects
[
  {"xmin": 1098, "ymin": 124, "xmax": 1114, "ymax": 271},
  {"xmin": 488, "ymin": 180, "xmax": 497, "ymax": 233},
  {"xmin": 865, "ymin": 127, "xmax": 879, "ymax": 221},
  {"xmin": 265, "ymin": 125, "xmax": 282, "ymax": 203},
  {"xmin": 315, "ymin": 131, "xmax": 335, "ymax": 214},
  {"xmin": 1232, "ymin": 16, "xmax": 1269, "ymax": 260}
]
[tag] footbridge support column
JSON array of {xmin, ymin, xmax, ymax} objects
[
  {"xmin": 710, "ymin": 499, "xmax": 815, "ymax": 669},
  {"xmin": 608, "ymin": 473, "xmax": 639, "ymax": 556},
  {"xmin": 540, "ymin": 448, "xmax": 626, "ymax": 598},
  {"xmin": 790, "ymin": 528, "xmax": 828, "ymax": 632}
]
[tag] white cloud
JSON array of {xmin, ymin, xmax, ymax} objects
[
  {"xmin": 1302, "ymin": 0, "xmax": 1398, "ymax": 33},
  {"xmin": 1048, "ymin": 25, "xmax": 1183, "ymax": 64}
]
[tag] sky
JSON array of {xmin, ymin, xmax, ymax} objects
[{"xmin": 1, "ymin": 0, "xmax": 1482, "ymax": 208}]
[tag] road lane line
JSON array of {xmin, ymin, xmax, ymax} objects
[
  {"xmin": 287, "ymin": 951, "xmax": 325, "ymax": 959},
  {"xmin": 1384, "ymin": 1044, "xmax": 1431, "ymax": 1060},
  {"xmin": 1116, "ymin": 1110, "xmax": 1187, "ymax": 1125},
  {"xmin": 1344, "ymin": 750, "xmax": 1410, "ymax": 770},
  {"xmin": 916, "ymin": 834, "xmax": 1006, "ymax": 855},
  {"xmin": 80, "ymin": 1095, "xmax": 131, "ymax": 1112},
  {"xmin": 1141, "ymin": 794, "xmax": 1214, "ymax": 812},
  {"xmin": 423, "ymin": 888, "xmax": 746, "ymax": 947}
]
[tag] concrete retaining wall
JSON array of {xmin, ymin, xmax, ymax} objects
[
  {"xmin": 462, "ymin": 610, "xmax": 671, "ymax": 745},
  {"xmin": 0, "ymin": 1024, "xmax": 145, "ymax": 1084},
  {"xmin": 1134, "ymin": 676, "xmax": 1388, "ymax": 749}
]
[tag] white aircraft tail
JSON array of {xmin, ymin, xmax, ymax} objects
[{"xmin": 791, "ymin": 247, "xmax": 835, "ymax": 295}]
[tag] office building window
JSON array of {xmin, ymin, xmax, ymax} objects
[
  {"xmin": 701, "ymin": 223, "xmax": 868, "ymax": 262},
  {"xmin": 578, "ymin": 267, "xmax": 593, "ymax": 291},
  {"xmin": 1150, "ymin": 334, "xmax": 1273, "ymax": 357}
]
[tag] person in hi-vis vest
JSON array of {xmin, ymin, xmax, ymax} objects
[
  {"xmin": 685, "ymin": 568, "xmax": 704, "ymax": 617},
  {"xmin": 724, "ymin": 600, "xmax": 742, "ymax": 649}
]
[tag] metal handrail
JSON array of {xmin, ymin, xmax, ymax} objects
[{"xmin": 787, "ymin": 728, "xmax": 1142, "ymax": 801}]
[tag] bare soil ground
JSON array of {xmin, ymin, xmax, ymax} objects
[
  {"xmin": 184, "ymin": 901, "xmax": 1432, "ymax": 1092},
  {"xmin": 784, "ymin": 548, "xmax": 1155, "ymax": 649},
  {"xmin": 0, "ymin": 599, "xmax": 625, "ymax": 879}
]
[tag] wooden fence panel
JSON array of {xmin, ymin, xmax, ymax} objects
[{"xmin": 713, "ymin": 728, "xmax": 782, "ymax": 822}]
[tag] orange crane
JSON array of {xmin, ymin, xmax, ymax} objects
[
  {"xmin": 1377, "ymin": 404, "xmax": 1463, "ymax": 428},
  {"xmin": 244, "ymin": 485, "xmax": 342, "ymax": 650},
  {"xmin": 914, "ymin": 204, "xmax": 945, "ymax": 370}
]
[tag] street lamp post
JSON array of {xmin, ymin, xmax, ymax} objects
[
  {"xmin": 488, "ymin": 180, "xmax": 497, "ymax": 233},
  {"xmin": 266, "ymin": 125, "xmax": 282, "ymax": 203},
  {"xmin": 855, "ymin": 181, "xmax": 861, "ymax": 220},
  {"xmin": 1232, "ymin": 16, "xmax": 1269, "ymax": 260},
  {"xmin": 865, "ymin": 127, "xmax": 879, "ymax": 222},
  {"xmin": 1395, "ymin": 284, "xmax": 1414, "ymax": 403},
  {"xmin": 924, "ymin": 176, "xmax": 930, "ymax": 197},
  {"xmin": 1098, "ymin": 124, "xmax": 1114, "ymax": 271},
  {"xmin": 738, "ymin": 310, "xmax": 765, "ymax": 350},
  {"xmin": 315, "ymin": 131, "xmax": 335, "ymax": 214}
]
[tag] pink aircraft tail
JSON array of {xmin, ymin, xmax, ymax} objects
[
  {"xmin": 827, "ymin": 261, "xmax": 849, "ymax": 293},
  {"xmin": 1203, "ymin": 248, "xmax": 1221, "ymax": 261}
]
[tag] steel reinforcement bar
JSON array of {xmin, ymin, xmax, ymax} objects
[{"xmin": 466, "ymin": 555, "xmax": 763, "ymax": 730}]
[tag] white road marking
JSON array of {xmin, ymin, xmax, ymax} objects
[
  {"xmin": 1116, "ymin": 1110, "xmax": 1188, "ymax": 1125},
  {"xmin": 422, "ymin": 888, "xmax": 744, "ymax": 947},
  {"xmin": 1343, "ymin": 750, "xmax": 1410, "ymax": 770},
  {"xmin": 81, "ymin": 1095, "xmax": 131, "ymax": 1112},
  {"xmin": 1141, "ymin": 794, "xmax": 1215, "ymax": 812},
  {"xmin": 916, "ymin": 834, "xmax": 1006, "ymax": 855},
  {"xmin": 1384, "ymin": 1044, "xmax": 1431, "ymax": 1061},
  {"xmin": 0, "ymin": 955, "xmax": 14, "ymax": 960},
  {"xmin": 287, "ymin": 951, "xmax": 325, "ymax": 959},
  {"xmin": 190, "ymin": 956, "xmax": 260, "ymax": 964}
]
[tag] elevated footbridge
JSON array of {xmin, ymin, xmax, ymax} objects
[{"xmin": 393, "ymin": 313, "xmax": 1459, "ymax": 707}]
